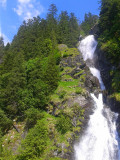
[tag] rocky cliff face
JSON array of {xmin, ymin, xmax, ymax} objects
[
  {"xmin": 53, "ymin": 45, "xmax": 101, "ymax": 159},
  {"xmin": 94, "ymin": 47, "xmax": 112, "ymax": 91},
  {"xmin": 89, "ymin": 26, "xmax": 120, "ymax": 111}
]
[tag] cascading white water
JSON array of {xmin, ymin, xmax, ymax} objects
[
  {"xmin": 74, "ymin": 35, "xmax": 120, "ymax": 160},
  {"xmin": 78, "ymin": 35, "xmax": 97, "ymax": 61},
  {"xmin": 89, "ymin": 67, "xmax": 105, "ymax": 90}
]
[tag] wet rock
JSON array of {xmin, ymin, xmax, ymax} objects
[
  {"xmin": 74, "ymin": 95, "xmax": 89, "ymax": 107},
  {"xmin": 94, "ymin": 46, "xmax": 112, "ymax": 91},
  {"xmin": 85, "ymin": 73, "xmax": 100, "ymax": 92},
  {"xmin": 106, "ymin": 96, "xmax": 120, "ymax": 113}
]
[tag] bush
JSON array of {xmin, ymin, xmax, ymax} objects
[
  {"xmin": 75, "ymin": 87, "xmax": 83, "ymax": 94},
  {"xmin": 59, "ymin": 90, "xmax": 66, "ymax": 99},
  {"xmin": 54, "ymin": 50, "xmax": 61, "ymax": 65},
  {"xmin": 25, "ymin": 108, "xmax": 43, "ymax": 129},
  {"xmin": 0, "ymin": 129, "xmax": 3, "ymax": 155},
  {"xmin": 56, "ymin": 114, "xmax": 72, "ymax": 134},
  {"xmin": 0, "ymin": 109, "xmax": 12, "ymax": 134},
  {"xmin": 17, "ymin": 120, "xmax": 49, "ymax": 160}
]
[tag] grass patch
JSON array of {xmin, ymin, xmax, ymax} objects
[
  {"xmin": 79, "ymin": 74, "xmax": 86, "ymax": 83},
  {"xmin": 59, "ymin": 90, "xmax": 66, "ymax": 99},
  {"xmin": 75, "ymin": 87, "xmax": 86, "ymax": 95},
  {"xmin": 57, "ymin": 79, "xmax": 79, "ymax": 95},
  {"xmin": 61, "ymin": 48, "xmax": 80, "ymax": 58},
  {"xmin": 60, "ymin": 67, "xmax": 74, "ymax": 76},
  {"xmin": 50, "ymin": 94, "xmax": 61, "ymax": 104},
  {"xmin": 74, "ymin": 70, "xmax": 84, "ymax": 76},
  {"xmin": 62, "ymin": 75, "xmax": 73, "ymax": 81}
]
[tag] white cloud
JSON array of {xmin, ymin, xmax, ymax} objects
[
  {"xmin": 14, "ymin": 0, "xmax": 44, "ymax": 20},
  {"xmin": 3, "ymin": 33, "xmax": 10, "ymax": 45},
  {"xmin": 0, "ymin": 33, "xmax": 10, "ymax": 46},
  {"xmin": 18, "ymin": 0, "xmax": 31, "ymax": 4},
  {"xmin": 0, "ymin": 0, "xmax": 7, "ymax": 8},
  {"xmin": 0, "ymin": 25, "xmax": 10, "ymax": 45}
]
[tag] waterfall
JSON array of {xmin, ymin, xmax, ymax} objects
[{"xmin": 74, "ymin": 35, "xmax": 120, "ymax": 160}]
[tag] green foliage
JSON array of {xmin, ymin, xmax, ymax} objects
[
  {"xmin": 57, "ymin": 79, "xmax": 79, "ymax": 95},
  {"xmin": 58, "ymin": 11, "xmax": 80, "ymax": 47},
  {"xmin": 49, "ymin": 158, "xmax": 62, "ymax": 160},
  {"xmin": 110, "ymin": 92, "xmax": 120, "ymax": 103},
  {"xmin": 0, "ymin": 51, "xmax": 27, "ymax": 116},
  {"xmin": 25, "ymin": 108, "xmax": 43, "ymax": 129},
  {"xmin": 110, "ymin": 70, "xmax": 120, "ymax": 92},
  {"xmin": 0, "ymin": 148, "xmax": 16, "ymax": 160},
  {"xmin": 47, "ymin": 4, "xmax": 58, "ymax": 39},
  {"xmin": 99, "ymin": 0, "xmax": 120, "ymax": 63},
  {"xmin": 80, "ymin": 12, "xmax": 98, "ymax": 35},
  {"xmin": 17, "ymin": 120, "xmax": 49, "ymax": 160},
  {"xmin": 43, "ymin": 54, "xmax": 60, "ymax": 93},
  {"xmin": 0, "ymin": 3, "xmax": 87, "ymax": 159},
  {"xmin": 75, "ymin": 87, "xmax": 84, "ymax": 94},
  {"xmin": 41, "ymin": 39, "xmax": 53, "ymax": 56},
  {"xmin": 61, "ymin": 48, "xmax": 80, "ymax": 58},
  {"xmin": 0, "ymin": 36, "xmax": 4, "ymax": 57},
  {"xmin": 54, "ymin": 49, "xmax": 61, "ymax": 65},
  {"xmin": 0, "ymin": 129, "xmax": 3, "ymax": 155},
  {"xmin": 56, "ymin": 114, "xmax": 72, "ymax": 134},
  {"xmin": 0, "ymin": 109, "xmax": 12, "ymax": 134},
  {"xmin": 68, "ymin": 13, "xmax": 80, "ymax": 47},
  {"xmin": 98, "ymin": 0, "xmax": 120, "ymax": 93},
  {"xmin": 59, "ymin": 90, "xmax": 66, "ymax": 99}
]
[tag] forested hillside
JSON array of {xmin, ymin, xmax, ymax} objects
[
  {"xmin": 0, "ymin": 3, "xmax": 99, "ymax": 160},
  {"xmin": 98, "ymin": 0, "xmax": 120, "ymax": 101}
]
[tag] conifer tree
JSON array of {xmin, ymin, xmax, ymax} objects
[
  {"xmin": 58, "ymin": 11, "xmax": 70, "ymax": 45},
  {"xmin": 0, "ymin": 36, "xmax": 4, "ymax": 57}
]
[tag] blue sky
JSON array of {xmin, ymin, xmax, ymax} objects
[{"xmin": 0, "ymin": 0, "xmax": 100, "ymax": 45}]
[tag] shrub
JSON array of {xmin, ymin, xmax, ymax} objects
[
  {"xmin": 0, "ymin": 109, "xmax": 12, "ymax": 134},
  {"xmin": 59, "ymin": 90, "xmax": 66, "ymax": 99},
  {"xmin": 54, "ymin": 50, "xmax": 61, "ymax": 65},
  {"xmin": 25, "ymin": 108, "xmax": 43, "ymax": 129},
  {"xmin": 75, "ymin": 87, "xmax": 83, "ymax": 94},
  {"xmin": 17, "ymin": 120, "xmax": 49, "ymax": 160},
  {"xmin": 56, "ymin": 114, "xmax": 72, "ymax": 134}
]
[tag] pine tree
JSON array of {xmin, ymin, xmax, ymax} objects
[
  {"xmin": 68, "ymin": 13, "xmax": 80, "ymax": 47},
  {"xmin": 58, "ymin": 11, "xmax": 70, "ymax": 45},
  {"xmin": 46, "ymin": 4, "xmax": 58, "ymax": 39},
  {"xmin": 43, "ymin": 54, "xmax": 59, "ymax": 93},
  {"xmin": 0, "ymin": 36, "xmax": 4, "ymax": 57}
]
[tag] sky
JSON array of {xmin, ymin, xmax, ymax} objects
[{"xmin": 0, "ymin": 0, "xmax": 100, "ymax": 45}]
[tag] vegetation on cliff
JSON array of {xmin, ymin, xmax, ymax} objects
[{"xmin": 98, "ymin": 0, "xmax": 120, "ymax": 101}]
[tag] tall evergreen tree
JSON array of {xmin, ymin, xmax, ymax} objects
[
  {"xmin": 68, "ymin": 13, "xmax": 80, "ymax": 47},
  {"xmin": 80, "ymin": 12, "xmax": 98, "ymax": 35},
  {"xmin": 46, "ymin": 4, "xmax": 58, "ymax": 39},
  {"xmin": 0, "ymin": 36, "xmax": 4, "ymax": 57},
  {"xmin": 58, "ymin": 11, "xmax": 70, "ymax": 45}
]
